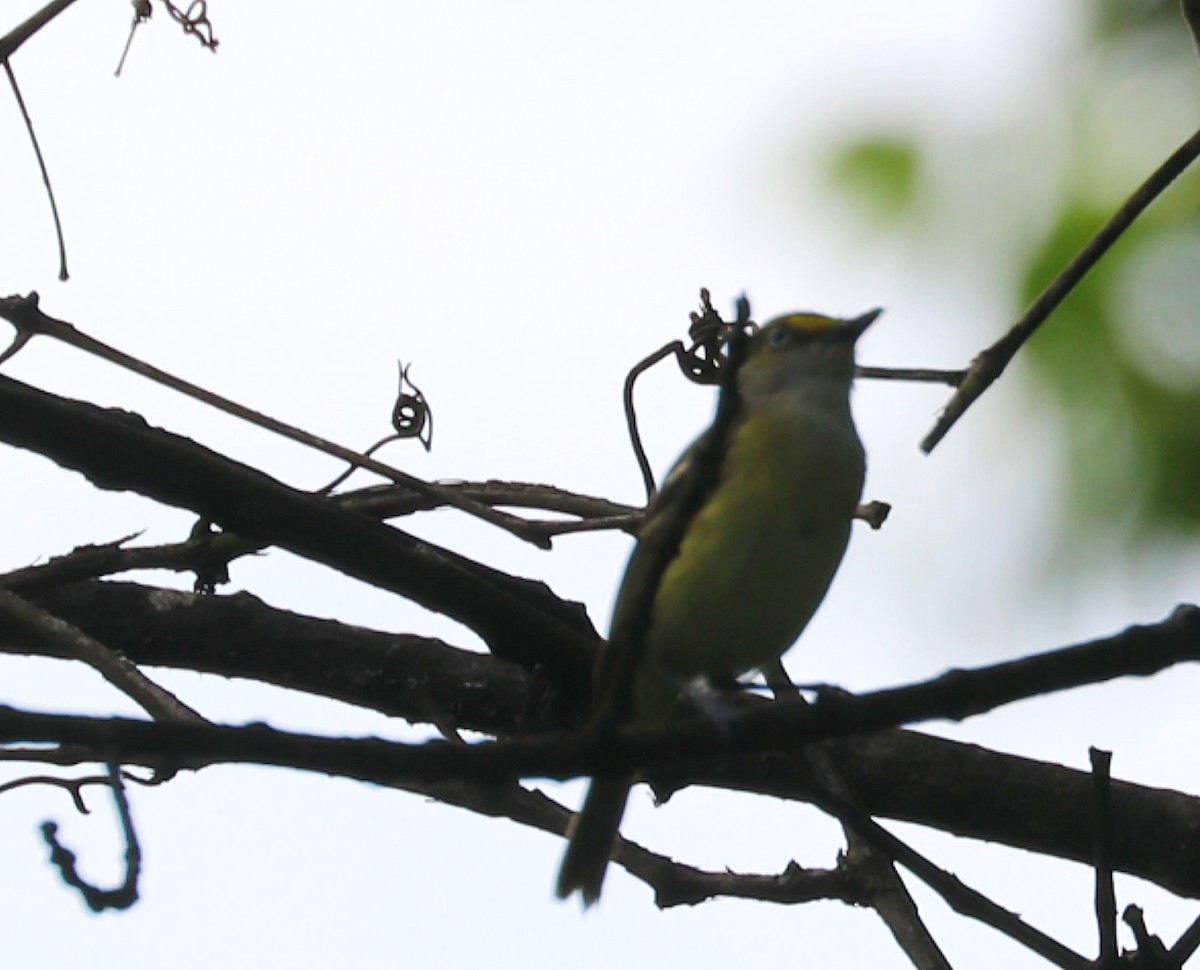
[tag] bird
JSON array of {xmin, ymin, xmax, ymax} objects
[{"xmin": 556, "ymin": 307, "xmax": 879, "ymax": 906}]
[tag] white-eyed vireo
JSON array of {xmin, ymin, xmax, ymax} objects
[{"xmin": 556, "ymin": 307, "xmax": 879, "ymax": 906}]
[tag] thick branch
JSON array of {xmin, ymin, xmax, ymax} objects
[
  {"xmin": 3, "ymin": 582, "xmax": 1198, "ymax": 897},
  {"xmin": 0, "ymin": 580, "xmax": 552, "ymax": 737},
  {"xmin": 0, "ymin": 586, "xmax": 205, "ymax": 724},
  {"xmin": 0, "ymin": 0, "xmax": 83, "ymax": 61},
  {"xmin": 688, "ymin": 730, "xmax": 1200, "ymax": 901},
  {"xmin": 0, "ymin": 374, "xmax": 600, "ymax": 693}
]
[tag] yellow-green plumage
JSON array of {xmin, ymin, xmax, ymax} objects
[{"xmin": 556, "ymin": 309, "xmax": 877, "ymax": 906}]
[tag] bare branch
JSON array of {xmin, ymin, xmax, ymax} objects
[
  {"xmin": 1166, "ymin": 910, "xmax": 1200, "ymax": 967},
  {"xmin": 921, "ymin": 125, "xmax": 1200, "ymax": 454},
  {"xmin": 2, "ymin": 63, "xmax": 68, "ymax": 279},
  {"xmin": 0, "ymin": 580, "xmax": 560, "ymax": 738},
  {"xmin": 0, "ymin": 587, "xmax": 206, "ymax": 724},
  {"xmin": 832, "ymin": 797, "xmax": 1090, "ymax": 970},
  {"xmin": 0, "ymin": 606, "xmax": 1193, "ymax": 897},
  {"xmin": 0, "ymin": 772, "xmax": 111, "ymax": 813},
  {"xmin": 0, "ymin": 372, "xmax": 601, "ymax": 685},
  {"xmin": 343, "ymin": 480, "xmax": 639, "ymax": 540},
  {"xmin": 6, "ymin": 583, "xmax": 1199, "ymax": 896},
  {"xmin": 803, "ymin": 741, "xmax": 953, "ymax": 970},
  {"xmin": 1091, "ymin": 748, "xmax": 1119, "ymax": 967},
  {"xmin": 0, "ymin": 294, "xmax": 554, "ymax": 547},
  {"xmin": 41, "ymin": 763, "xmax": 141, "ymax": 912},
  {"xmin": 857, "ymin": 364, "xmax": 966, "ymax": 387},
  {"xmin": 0, "ymin": 0, "xmax": 84, "ymax": 61},
  {"xmin": 0, "ymin": 482, "xmax": 637, "ymax": 594}
]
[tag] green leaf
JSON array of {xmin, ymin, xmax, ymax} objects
[{"xmin": 827, "ymin": 137, "xmax": 922, "ymax": 220}]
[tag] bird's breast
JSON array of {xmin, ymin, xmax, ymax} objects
[{"xmin": 642, "ymin": 407, "xmax": 864, "ymax": 684}]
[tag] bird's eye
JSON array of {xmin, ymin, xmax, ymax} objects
[{"xmin": 766, "ymin": 326, "xmax": 792, "ymax": 348}]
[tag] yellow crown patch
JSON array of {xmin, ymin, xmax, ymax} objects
[{"xmin": 761, "ymin": 312, "xmax": 839, "ymax": 334}]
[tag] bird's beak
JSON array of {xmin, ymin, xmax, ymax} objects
[{"xmin": 842, "ymin": 307, "xmax": 883, "ymax": 342}]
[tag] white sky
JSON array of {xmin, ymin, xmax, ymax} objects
[{"xmin": 3, "ymin": 2, "xmax": 1200, "ymax": 968}]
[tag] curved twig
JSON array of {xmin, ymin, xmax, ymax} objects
[
  {"xmin": 3, "ymin": 62, "xmax": 68, "ymax": 279},
  {"xmin": 0, "ymin": 295, "xmax": 552, "ymax": 548},
  {"xmin": 41, "ymin": 762, "xmax": 141, "ymax": 912}
]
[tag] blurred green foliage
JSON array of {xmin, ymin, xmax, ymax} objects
[
  {"xmin": 827, "ymin": 3, "xmax": 1200, "ymax": 545},
  {"xmin": 827, "ymin": 138, "xmax": 922, "ymax": 221},
  {"xmin": 1094, "ymin": 0, "xmax": 1185, "ymax": 38},
  {"xmin": 1020, "ymin": 181, "xmax": 1200, "ymax": 536}
]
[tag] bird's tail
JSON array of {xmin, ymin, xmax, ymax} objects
[{"xmin": 556, "ymin": 776, "xmax": 632, "ymax": 906}]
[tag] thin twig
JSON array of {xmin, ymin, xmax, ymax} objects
[
  {"xmin": 1167, "ymin": 910, "xmax": 1200, "ymax": 967},
  {"xmin": 319, "ymin": 361, "xmax": 434, "ymax": 493},
  {"xmin": 801, "ymin": 738, "xmax": 954, "ymax": 965},
  {"xmin": 0, "ymin": 375, "xmax": 604, "ymax": 679},
  {"xmin": 857, "ymin": 364, "xmax": 966, "ymax": 387},
  {"xmin": 921, "ymin": 124, "xmax": 1200, "ymax": 454},
  {"xmin": 41, "ymin": 762, "xmax": 141, "ymax": 912},
  {"xmin": 1091, "ymin": 748, "xmax": 1119, "ymax": 967},
  {"xmin": 623, "ymin": 341, "xmax": 680, "ymax": 501},
  {"xmin": 114, "ymin": 0, "xmax": 152, "ymax": 77},
  {"xmin": 525, "ymin": 512, "xmax": 642, "ymax": 540},
  {"xmin": 817, "ymin": 788, "xmax": 1090, "ymax": 970},
  {"xmin": 0, "ymin": 744, "xmax": 99, "ymax": 767},
  {"xmin": 319, "ymin": 431, "xmax": 407, "ymax": 495},
  {"xmin": 0, "ymin": 772, "xmax": 111, "ymax": 813},
  {"xmin": 772, "ymin": 691, "xmax": 1084, "ymax": 967},
  {"xmin": 0, "ymin": 587, "xmax": 207, "ymax": 724},
  {"xmin": 342, "ymin": 480, "xmax": 638, "ymax": 525},
  {"xmin": 620, "ymin": 291, "xmax": 749, "ymax": 503},
  {"xmin": 3, "ymin": 62, "xmax": 68, "ymax": 279},
  {"xmin": 162, "ymin": 0, "xmax": 218, "ymax": 51},
  {"xmin": 0, "ymin": 484, "xmax": 640, "ymax": 595},
  {"xmin": 0, "ymin": 294, "xmax": 552, "ymax": 547}
]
